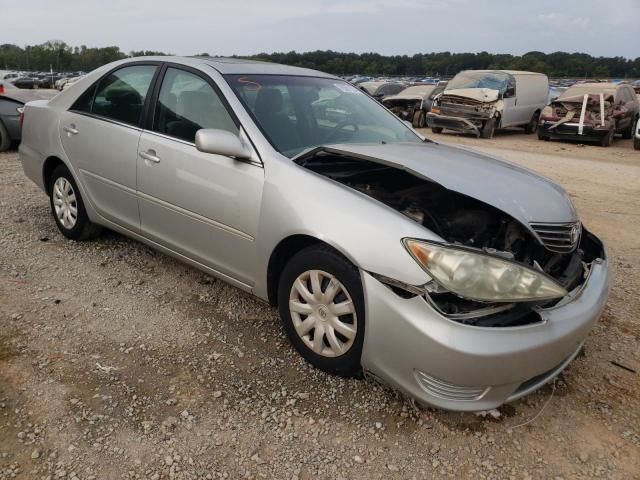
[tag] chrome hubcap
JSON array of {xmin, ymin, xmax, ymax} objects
[
  {"xmin": 289, "ymin": 270, "xmax": 357, "ymax": 358},
  {"xmin": 52, "ymin": 177, "xmax": 78, "ymax": 229}
]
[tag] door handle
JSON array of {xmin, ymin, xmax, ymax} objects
[
  {"xmin": 64, "ymin": 124, "xmax": 79, "ymax": 135},
  {"xmin": 139, "ymin": 150, "xmax": 161, "ymax": 164}
]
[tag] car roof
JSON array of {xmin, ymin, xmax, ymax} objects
[
  {"xmin": 462, "ymin": 70, "xmax": 546, "ymax": 76},
  {"xmin": 126, "ymin": 55, "xmax": 337, "ymax": 78}
]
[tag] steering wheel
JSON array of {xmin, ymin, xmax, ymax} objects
[{"xmin": 325, "ymin": 119, "xmax": 359, "ymax": 143}]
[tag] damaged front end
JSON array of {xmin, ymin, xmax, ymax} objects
[
  {"xmin": 539, "ymin": 93, "xmax": 617, "ymax": 142},
  {"xmin": 382, "ymin": 96, "xmax": 424, "ymax": 127},
  {"xmin": 296, "ymin": 147, "xmax": 605, "ymax": 328},
  {"xmin": 427, "ymin": 88, "xmax": 502, "ymax": 136}
]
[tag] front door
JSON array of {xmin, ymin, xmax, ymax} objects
[
  {"xmin": 59, "ymin": 64, "xmax": 159, "ymax": 231},
  {"xmin": 136, "ymin": 66, "xmax": 264, "ymax": 286}
]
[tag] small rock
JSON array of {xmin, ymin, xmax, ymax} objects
[
  {"xmin": 353, "ymin": 455, "xmax": 364, "ymax": 464},
  {"xmin": 387, "ymin": 464, "xmax": 399, "ymax": 472},
  {"xmin": 31, "ymin": 449, "xmax": 41, "ymax": 459},
  {"xmin": 213, "ymin": 391, "xmax": 223, "ymax": 399},
  {"xmin": 165, "ymin": 455, "xmax": 174, "ymax": 466}
]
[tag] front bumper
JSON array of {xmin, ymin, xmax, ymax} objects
[
  {"xmin": 360, "ymin": 249, "xmax": 610, "ymax": 411},
  {"xmin": 539, "ymin": 121, "xmax": 610, "ymax": 142},
  {"xmin": 427, "ymin": 112, "xmax": 488, "ymax": 136},
  {"xmin": 0, "ymin": 114, "xmax": 21, "ymax": 141}
]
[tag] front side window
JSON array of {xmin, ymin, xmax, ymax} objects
[
  {"xmin": 225, "ymin": 75, "xmax": 421, "ymax": 157},
  {"xmin": 154, "ymin": 68, "xmax": 238, "ymax": 143},
  {"xmin": 91, "ymin": 65, "xmax": 157, "ymax": 126}
]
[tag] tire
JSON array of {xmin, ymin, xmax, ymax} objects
[
  {"xmin": 480, "ymin": 117, "xmax": 496, "ymax": 139},
  {"xmin": 524, "ymin": 111, "xmax": 540, "ymax": 134},
  {"xmin": 634, "ymin": 136, "xmax": 640, "ymax": 151},
  {"xmin": 278, "ymin": 244, "xmax": 365, "ymax": 377},
  {"xmin": 431, "ymin": 126, "xmax": 443, "ymax": 134},
  {"xmin": 48, "ymin": 164, "xmax": 101, "ymax": 240},
  {"xmin": 537, "ymin": 129, "xmax": 550, "ymax": 141},
  {"xmin": 412, "ymin": 110, "xmax": 425, "ymax": 128},
  {"xmin": 622, "ymin": 117, "xmax": 637, "ymax": 140},
  {"xmin": 599, "ymin": 127, "xmax": 615, "ymax": 147},
  {"xmin": 0, "ymin": 120, "xmax": 11, "ymax": 152}
]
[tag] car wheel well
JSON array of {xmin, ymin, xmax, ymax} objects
[
  {"xmin": 267, "ymin": 235, "xmax": 346, "ymax": 306},
  {"xmin": 43, "ymin": 156, "xmax": 65, "ymax": 195}
]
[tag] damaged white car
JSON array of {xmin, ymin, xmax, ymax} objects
[
  {"xmin": 19, "ymin": 57, "xmax": 610, "ymax": 411},
  {"xmin": 428, "ymin": 70, "xmax": 549, "ymax": 138}
]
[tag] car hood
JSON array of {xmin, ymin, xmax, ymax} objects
[
  {"xmin": 303, "ymin": 142, "xmax": 577, "ymax": 225},
  {"xmin": 441, "ymin": 88, "xmax": 500, "ymax": 103},
  {"xmin": 383, "ymin": 94, "xmax": 425, "ymax": 103}
]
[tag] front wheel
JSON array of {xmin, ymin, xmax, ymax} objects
[
  {"xmin": 49, "ymin": 165, "xmax": 101, "ymax": 240},
  {"xmin": 0, "ymin": 121, "xmax": 11, "ymax": 152},
  {"xmin": 599, "ymin": 127, "xmax": 615, "ymax": 147},
  {"xmin": 278, "ymin": 245, "xmax": 365, "ymax": 377},
  {"xmin": 480, "ymin": 117, "xmax": 496, "ymax": 139},
  {"xmin": 431, "ymin": 126, "xmax": 443, "ymax": 134},
  {"xmin": 413, "ymin": 110, "xmax": 426, "ymax": 128},
  {"xmin": 622, "ymin": 117, "xmax": 637, "ymax": 140},
  {"xmin": 634, "ymin": 136, "xmax": 640, "ymax": 150}
]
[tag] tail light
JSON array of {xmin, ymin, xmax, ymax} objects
[
  {"xmin": 18, "ymin": 107, "xmax": 25, "ymax": 129},
  {"xmin": 0, "ymin": 83, "xmax": 4, "ymax": 94}
]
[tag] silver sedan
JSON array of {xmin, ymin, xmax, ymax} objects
[{"xmin": 19, "ymin": 57, "xmax": 610, "ymax": 411}]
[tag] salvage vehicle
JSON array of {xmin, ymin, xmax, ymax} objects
[
  {"xmin": 635, "ymin": 113, "xmax": 640, "ymax": 150},
  {"xmin": 538, "ymin": 83, "xmax": 639, "ymax": 147},
  {"xmin": 427, "ymin": 70, "xmax": 549, "ymax": 138},
  {"xmin": 358, "ymin": 81, "xmax": 406, "ymax": 101},
  {"xmin": 0, "ymin": 81, "xmax": 58, "ymax": 151},
  {"xmin": 382, "ymin": 84, "xmax": 445, "ymax": 128},
  {"xmin": 19, "ymin": 57, "xmax": 609, "ymax": 411}
]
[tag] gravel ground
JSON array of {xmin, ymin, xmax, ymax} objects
[{"xmin": 1, "ymin": 131, "xmax": 639, "ymax": 479}]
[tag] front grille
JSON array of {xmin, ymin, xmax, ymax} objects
[
  {"xmin": 530, "ymin": 222, "xmax": 581, "ymax": 253},
  {"xmin": 414, "ymin": 371, "xmax": 488, "ymax": 401}
]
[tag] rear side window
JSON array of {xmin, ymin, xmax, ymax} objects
[
  {"xmin": 90, "ymin": 65, "xmax": 157, "ymax": 126},
  {"xmin": 153, "ymin": 67, "xmax": 238, "ymax": 143}
]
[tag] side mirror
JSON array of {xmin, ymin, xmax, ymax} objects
[{"xmin": 195, "ymin": 129, "xmax": 251, "ymax": 160}]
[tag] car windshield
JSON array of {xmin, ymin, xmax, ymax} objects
[
  {"xmin": 225, "ymin": 75, "xmax": 422, "ymax": 157},
  {"xmin": 447, "ymin": 71, "xmax": 510, "ymax": 92},
  {"xmin": 399, "ymin": 85, "xmax": 435, "ymax": 96}
]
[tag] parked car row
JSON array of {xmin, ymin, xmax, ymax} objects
[{"xmin": 0, "ymin": 70, "xmax": 86, "ymax": 90}]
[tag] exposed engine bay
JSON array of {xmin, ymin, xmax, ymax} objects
[{"xmin": 297, "ymin": 149, "xmax": 605, "ymax": 327}]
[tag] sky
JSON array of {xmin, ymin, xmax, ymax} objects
[{"xmin": 3, "ymin": 0, "xmax": 639, "ymax": 58}]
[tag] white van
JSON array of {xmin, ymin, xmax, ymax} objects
[{"xmin": 427, "ymin": 70, "xmax": 549, "ymax": 138}]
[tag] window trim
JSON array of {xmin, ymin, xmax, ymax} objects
[{"xmin": 68, "ymin": 61, "xmax": 163, "ymax": 129}]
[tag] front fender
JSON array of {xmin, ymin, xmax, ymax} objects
[{"xmin": 252, "ymin": 157, "xmax": 436, "ymax": 300}]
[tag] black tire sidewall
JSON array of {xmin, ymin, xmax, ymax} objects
[
  {"xmin": 0, "ymin": 121, "xmax": 11, "ymax": 152},
  {"xmin": 481, "ymin": 118, "xmax": 496, "ymax": 138},
  {"xmin": 48, "ymin": 165, "xmax": 92, "ymax": 240},
  {"xmin": 277, "ymin": 246, "xmax": 365, "ymax": 377}
]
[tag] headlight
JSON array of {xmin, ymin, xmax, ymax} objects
[{"xmin": 403, "ymin": 239, "xmax": 567, "ymax": 302}]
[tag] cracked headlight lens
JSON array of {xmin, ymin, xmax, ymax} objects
[{"xmin": 403, "ymin": 239, "xmax": 567, "ymax": 302}]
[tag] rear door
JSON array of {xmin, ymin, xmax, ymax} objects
[
  {"xmin": 136, "ymin": 65, "xmax": 264, "ymax": 286},
  {"xmin": 59, "ymin": 63, "xmax": 159, "ymax": 230}
]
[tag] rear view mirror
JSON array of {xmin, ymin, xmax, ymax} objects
[{"xmin": 195, "ymin": 129, "xmax": 252, "ymax": 160}]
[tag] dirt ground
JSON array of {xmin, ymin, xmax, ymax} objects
[{"xmin": 1, "ymin": 130, "xmax": 639, "ymax": 480}]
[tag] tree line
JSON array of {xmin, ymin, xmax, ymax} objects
[{"xmin": 1, "ymin": 41, "xmax": 638, "ymax": 78}]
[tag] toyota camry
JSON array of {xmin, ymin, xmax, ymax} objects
[{"xmin": 19, "ymin": 57, "xmax": 610, "ymax": 411}]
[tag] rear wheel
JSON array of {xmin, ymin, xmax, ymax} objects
[
  {"xmin": 524, "ymin": 111, "xmax": 540, "ymax": 134},
  {"xmin": 480, "ymin": 117, "xmax": 496, "ymax": 139},
  {"xmin": 49, "ymin": 165, "xmax": 101, "ymax": 240},
  {"xmin": 0, "ymin": 121, "xmax": 11, "ymax": 152},
  {"xmin": 431, "ymin": 126, "xmax": 443, "ymax": 134},
  {"xmin": 277, "ymin": 245, "xmax": 365, "ymax": 377},
  {"xmin": 599, "ymin": 127, "xmax": 615, "ymax": 147}
]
